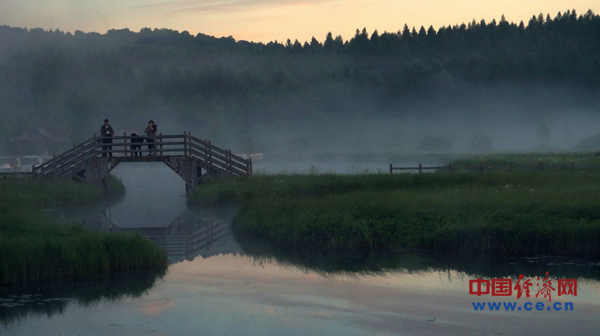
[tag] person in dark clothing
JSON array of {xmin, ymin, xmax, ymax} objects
[
  {"xmin": 100, "ymin": 119, "xmax": 114, "ymax": 157},
  {"xmin": 130, "ymin": 133, "xmax": 143, "ymax": 156},
  {"xmin": 145, "ymin": 120, "xmax": 157, "ymax": 156}
]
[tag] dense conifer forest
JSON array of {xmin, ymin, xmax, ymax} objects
[{"xmin": 1, "ymin": 9, "xmax": 599, "ymax": 153}]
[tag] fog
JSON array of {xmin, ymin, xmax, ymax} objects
[
  {"xmin": 1, "ymin": 23, "xmax": 599, "ymax": 174},
  {"xmin": 108, "ymin": 163, "xmax": 187, "ymax": 227},
  {"xmin": 17, "ymin": 82, "xmax": 600, "ymax": 174}
]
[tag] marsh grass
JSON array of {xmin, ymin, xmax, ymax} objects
[
  {"xmin": 451, "ymin": 152, "xmax": 600, "ymax": 167},
  {"xmin": 192, "ymin": 171, "xmax": 600, "ymax": 258},
  {"xmin": 0, "ymin": 180, "xmax": 167, "ymax": 286}
]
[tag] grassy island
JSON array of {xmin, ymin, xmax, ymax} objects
[
  {"xmin": 0, "ymin": 178, "xmax": 167, "ymax": 286},
  {"xmin": 191, "ymin": 155, "xmax": 600, "ymax": 258}
]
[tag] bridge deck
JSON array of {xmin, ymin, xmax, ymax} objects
[{"xmin": 30, "ymin": 132, "xmax": 251, "ymax": 192}]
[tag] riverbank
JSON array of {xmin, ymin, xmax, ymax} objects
[
  {"xmin": 191, "ymin": 169, "xmax": 600, "ymax": 258},
  {"xmin": 0, "ymin": 178, "xmax": 167, "ymax": 286}
]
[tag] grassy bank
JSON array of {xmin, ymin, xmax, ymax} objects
[
  {"xmin": 191, "ymin": 170, "xmax": 600, "ymax": 258},
  {"xmin": 0, "ymin": 179, "xmax": 167, "ymax": 286},
  {"xmin": 451, "ymin": 152, "xmax": 600, "ymax": 167}
]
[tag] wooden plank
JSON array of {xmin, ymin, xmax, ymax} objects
[
  {"xmin": 189, "ymin": 143, "xmax": 249, "ymax": 172},
  {"xmin": 34, "ymin": 138, "xmax": 95, "ymax": 171},
  {"xmin": 39, "ymin": 155, "xmax": 96, "ymax": 179},
  {"xmin": 187, "ymin": 135, "xmax": 250, "ymax": 165},
  {"xmin": 189, "ymin": 149, "xmax": 247, "ymax": 176},
  {"xmin": 38, "ymin": 151, "xmax": 96, "ymax": 177},
  {"xmin": 109, "ymin": 135, "xmax": 185, "ymax": 141},
  {"xmin": 41, "ymin": 147, "xmax": 95, "ymax": 172},
  {"xmin": 93, "ymin": 141, "xmax": 187, "ymax": 148}
]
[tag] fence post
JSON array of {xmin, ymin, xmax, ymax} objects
[
  {"xmin": 93, "ymin": 133, "xmax": 97, "ymax": 157},
  {"xmin": 389, "ymin": 164, "xmax": 393, "ymax": 175},
  {"xmin": 183, "ymin": 131, "xmax": 188, "ymax": 156},
  {"xmin": 418, "ymin": 163, "xmax": 422, "ymax": 174},
  {"xmin": 124, "ymin": 132, "xmax": 127, "ymax": 157},
  {"xmin": 159, "ymin": 133, "xmax": 163, "ymax": 156},
  {"xmin": 207, "ymin": 140, "xmax": 212, "ymax": 173},
  {"xmin": 480, "ymin": 163, "xmax": 484, "ymax": 173},
  {"xmin": 227, "ymin": 149, "xmax": 232, "ymax": 175},
  {"xmin": 248, "ymin": 157, "xmax": 252, "ymax": 176}
]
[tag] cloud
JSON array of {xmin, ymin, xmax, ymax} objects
[
  {"xmin": 133, "ymin": 0, "xmax": 334, "ymax": 14},
  {"xmin": 142, "ymin": 299, "xmax": 175, "ymax": 315}
]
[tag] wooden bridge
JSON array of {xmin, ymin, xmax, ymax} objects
[
  {"xmin": 32, "ymin": 132, "xmax": 252, "ymax": 193},
  {"xmin": 80, "ymin": 209, "xmax": 237, "ymax": 264}
]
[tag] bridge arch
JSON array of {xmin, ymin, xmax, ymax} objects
[{"xmin": 33, "ymin": 132, "xmax": 252, "ymax": 194}]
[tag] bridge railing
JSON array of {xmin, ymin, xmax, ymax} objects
[
  {"xmin": 93, "ymin": 132, "xmax": 251, "ymax": 176},
  {"xmin": 32, "ymin": 137, "xmax": 97, "ymax": 179},
  {"xmin": 94, "ymin": 133, "xmax": 187, "ymax": 157},
  {"xmin": 34, "ymin": 133, "xmax": 252, "ymax": 178}
]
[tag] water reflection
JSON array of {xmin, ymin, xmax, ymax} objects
[
  {"xmin": 0, "ymin": 268, "xmax": 165, "ymax": 327},
  {"xmin": 5, "ymin": 203, "xmax": 600, "ymax": 334},
  {"xmin": 235, "ymin": 232, "xmax": 600, "ymax": 281},
  {"xmin": 66, "ymin": 207, "xmax": 241, "ymax": 264},
  {"xmin": 61, "ymin": 203, "xmax": 600, "ymax": 280}
]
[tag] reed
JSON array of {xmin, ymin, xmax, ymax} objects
[
  {"xmin": 0, "ymin": 179, "xmax": 167, "ymax": 286},
  {"xmin": 192, "ymin": 170, "xmax": 600, "ymax": 258}
]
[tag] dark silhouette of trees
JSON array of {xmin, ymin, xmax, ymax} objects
[{"xmin": 0, "ymin": 9, "xmax": 599, "ymax": 145}]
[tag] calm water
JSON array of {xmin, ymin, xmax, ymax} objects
[{"xmin": 2, "ymin": 163, "xmax": 600, "ymax": 335}]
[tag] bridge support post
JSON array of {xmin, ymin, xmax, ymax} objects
[
  {"xmin": 166, "ymin": 156, "xmax": 201, "ymax": 197},
  {"xmin": 85, "ymin": 158, "xmax": 110, "ymax": 185}
]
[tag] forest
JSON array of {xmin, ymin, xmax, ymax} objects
[{"xmin": 0, "ymin": 9, "xmax": 599, "ymax": 155}]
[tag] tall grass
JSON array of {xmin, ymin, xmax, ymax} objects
[
  {"xmin": 191, "ymin": 171, "xmax": 600, "ymax": 258},
  {"xmin": 451, "ymin": 152, "xmax": 600, "ymax": 167},
  {"xmin": 0, "ymin": 177, "xmax": 125, "ymax": 208},
  {"xmin": 0, "ymin": 180, "xmax": 167, "ymax": 286}
]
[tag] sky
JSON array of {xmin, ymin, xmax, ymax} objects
[{"xmin": 1, "ymin": 0, "xmax": 599, "ymax": 43}]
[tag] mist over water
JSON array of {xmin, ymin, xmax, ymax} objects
[{"xmin": 108, "ymin": 163, "xmax": 186, "ymax": 228}]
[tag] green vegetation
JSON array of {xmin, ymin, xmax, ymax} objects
[
  {"xmin": 0, "ymin": 179, "xmax": 168, "ymax": 286},
  {"xmin": 451, "ymin": 152, "xmax": 600, "ymax": 167},
  {"xmin": 0, "ymin": 178, "xmax": 111, "ymax": 208},
  {"xmin": 191, "ymin": 169, "xmax": 600, "ymax": 258}
]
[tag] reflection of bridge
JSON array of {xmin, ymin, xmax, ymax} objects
[
  {"xmin": 83, "ymin": 209, "xmax": 240, "ymax": 264},
  {"xmin": 32, "ymin": 133, "xmax": 252, "ymax": 193}
]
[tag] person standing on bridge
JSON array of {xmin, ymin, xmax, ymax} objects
[
  {"xmin": 100, "ymin": 119, "xmax": 114, "ymax": 157},
  {"xmin": 145, "ymin": 120, "xmax": 157, "ymax": 156}
]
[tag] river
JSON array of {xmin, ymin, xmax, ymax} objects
[{"xmin": 2, "ymin": 163, "xmax": 600, "ymax": 335}]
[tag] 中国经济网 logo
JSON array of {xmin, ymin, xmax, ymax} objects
[
  {"xmin": 468, "ymin": 272, "xmax": 577, "ymax": 312},
  {"xmin": 469, "ymin": 271, "xmax": 576, "ymax": 301}
]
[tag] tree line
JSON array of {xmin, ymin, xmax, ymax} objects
[{"xmin": 0, "ymin": 9, "xmax": 598, "ymax": 149}]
